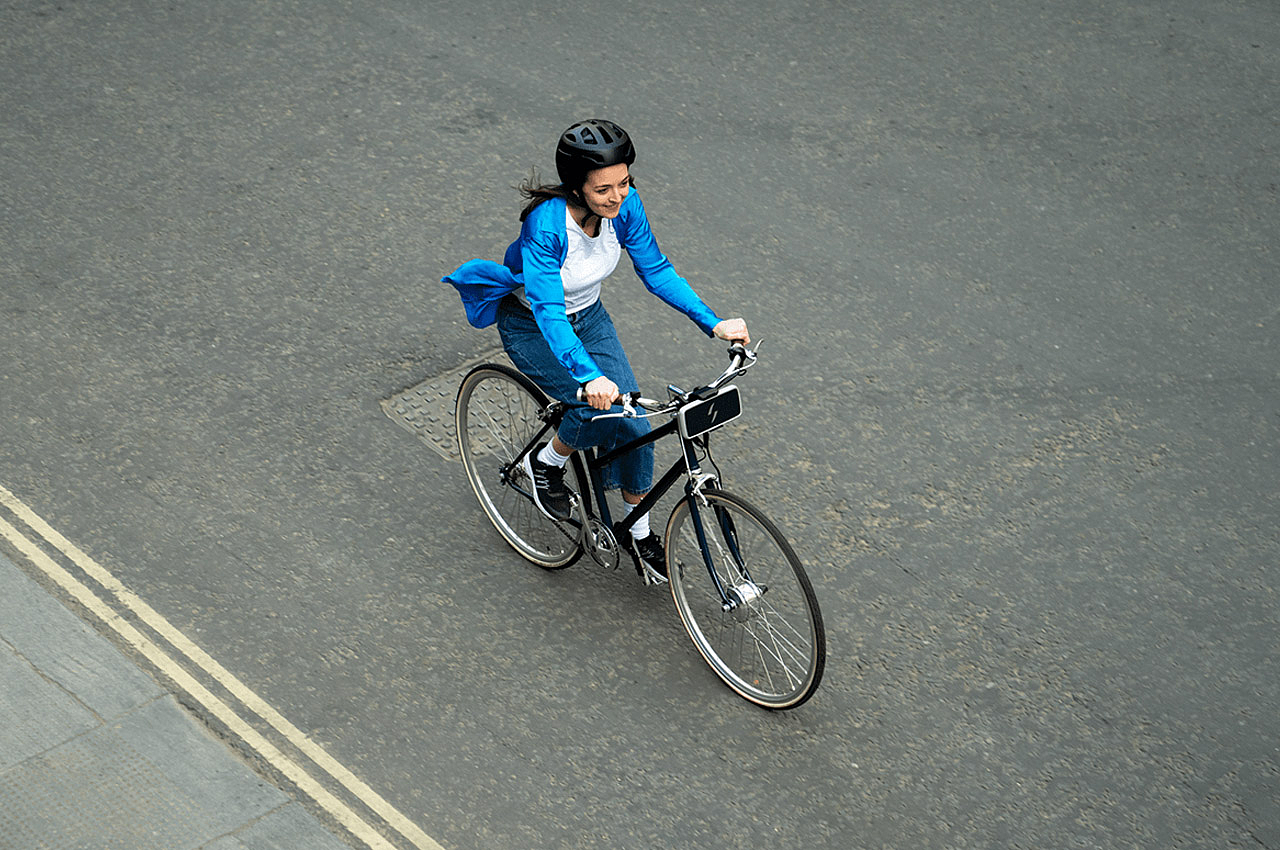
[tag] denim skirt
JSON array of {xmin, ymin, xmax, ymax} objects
[{"xmin": 496, "ymin": 296, "xmax": 653, "ymax": 493}]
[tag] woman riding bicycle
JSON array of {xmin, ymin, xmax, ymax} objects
[{"xmin": 444, "ymin": 119, "xmax": 749, "ymax": 575}]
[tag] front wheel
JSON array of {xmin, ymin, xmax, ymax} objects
[{"xmin": 665, "ymin": 489, "xmax": 825, "ymax": 709}]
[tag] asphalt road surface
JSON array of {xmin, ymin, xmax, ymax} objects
[{"xmin": 3, "ymin": 1, "xmax": 1277, "ymax": 848}]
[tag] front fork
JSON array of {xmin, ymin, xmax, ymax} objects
[{"xmin": 680, "ymin": 437, "xmax": 752, "ymax": 610}]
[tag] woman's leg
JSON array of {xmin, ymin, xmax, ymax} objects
[
  {"xmin": 499, "ymin": 300, "xmax": 665, "ymax": 570},
  {"xmin": 560, "ymin": 302, "xmax": 654, "ymax": 495},
  {"xmin": 497, "ymin": 298, "xmax": 656, "ymax": 497}
]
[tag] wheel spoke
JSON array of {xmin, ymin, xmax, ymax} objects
[
  {"xmin": 456, "ymin": 366, "xmax": 584, "ymax": 570},
  {"xmin": 666, "ymin": 490, "xmax": 824, "ymax": 709}
]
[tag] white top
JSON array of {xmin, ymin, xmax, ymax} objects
[
  {"xmin": 560, "ymin": 209, "xmax": 623, "ymax": 313},
  {"xmin": 517, "ymin": 209, "xmax": 622, "ymax": 315}
]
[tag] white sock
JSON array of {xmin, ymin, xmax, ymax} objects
[
  {"xmin": 537, "ymin": 442, "xmax": 571, "ymax": 468},
  {"xmin": 623, "ymin": 501, "xmax": 651, "ymax": 540}
]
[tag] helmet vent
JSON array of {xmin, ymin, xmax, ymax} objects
[{"xmin": 555, "ymin": 119, "xmax": 636, "ymax": 188}]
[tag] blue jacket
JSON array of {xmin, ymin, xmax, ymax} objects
[{"xmin": 443, "ymin": 190, "xmax": 721, "ymax": 383}]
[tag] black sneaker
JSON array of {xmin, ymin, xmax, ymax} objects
[
  {"xmin": 522, "ymin": 445, "xmax": 572, "ymax": 520},
  {"xmin": 632, "ymin": 532, "xmax": 667, "ymax": 578}
]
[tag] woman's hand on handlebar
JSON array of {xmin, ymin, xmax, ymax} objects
[
  {"xmin": 713, "ymin": 318, "xmax": 750, "ymax": 345},
  {"xmin": 582, "ymin": 376, "xmax": 620, "ymax": 410}
]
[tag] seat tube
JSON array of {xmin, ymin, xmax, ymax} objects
[{"xmin": 583, "ymin": 447, "xmax": 611, "ymax": 527}]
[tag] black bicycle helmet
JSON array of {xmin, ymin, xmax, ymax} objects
[{"xmin": 555, "ymin": 119, "xmax": 636, "ymax": 192}]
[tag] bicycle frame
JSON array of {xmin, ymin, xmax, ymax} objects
[
  {"xmin": 457, "ymin": 345, "xmax": 824, "ymax": 708},
  {"xmin": 508, "ymin": 399, "xmax": 749, "ymax": 604}
]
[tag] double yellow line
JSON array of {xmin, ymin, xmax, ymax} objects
[{"xmin": 0, "ymin": 483, "xmax": 444, "ymax": 850}]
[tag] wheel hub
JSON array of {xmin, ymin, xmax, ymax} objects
[{"xmin": 724, "ymin": 581, "xmax": 765, "ymax": 621}]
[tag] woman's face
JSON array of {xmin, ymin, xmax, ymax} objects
[{"xmin": 580, "ymin": 163, "xmax": 631, "ymax": 219}]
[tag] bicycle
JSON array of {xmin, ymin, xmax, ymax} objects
[{"xmin": 454, "ymin": 342, "xmax": 825, "ymax": 709}]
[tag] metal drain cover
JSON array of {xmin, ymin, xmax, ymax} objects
[{"xmin": 381, "ymin": 350, "xmax": 512, "ymax": 461}]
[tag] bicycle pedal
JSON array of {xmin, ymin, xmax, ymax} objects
[{"xmin": 640, "ymin": 564, "xmax": 669, "ymax": 586}]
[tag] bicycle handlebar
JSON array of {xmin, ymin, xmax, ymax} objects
[{"xmin": 575, "ymin": 341, "xmax": 758, "ymax": 415}]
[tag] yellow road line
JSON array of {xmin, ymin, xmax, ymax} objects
[{"xmin": 0, "ymin": 484, "xmax": 444, "ymax": 850}]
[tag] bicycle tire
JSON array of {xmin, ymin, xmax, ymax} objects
[
  {"xmin": 455, "ymin": 363, "xmax": 587, "ymax": 569},
  {"xmin": 665, "ymin": 488, "xmax": 825, "ymax": 709}
]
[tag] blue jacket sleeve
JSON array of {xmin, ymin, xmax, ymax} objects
[
  {"xmin": 615, "ymin": 191, "xmax": 722, "ymax": 336},
  {"xmin": 519, "ymin": 200, "xmax": 606, "ymax": 384}
]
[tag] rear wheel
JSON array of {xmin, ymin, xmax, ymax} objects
[
  {"xmin": 665, "ymin": 488, "xmax": 825, "ymax": 709},
  {"xmin": 455, "ymin": 364, "xmax": 587, "ymax": 569}
]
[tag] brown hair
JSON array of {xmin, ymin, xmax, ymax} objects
[
  {"xmin": 517, "ymin": 169, "xmax": 575, "ymax": 222},
  {"xmin": 516, "ymin": 168, "xmax": 636, "ymax": 222}
]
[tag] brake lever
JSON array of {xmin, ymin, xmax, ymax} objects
[{"xmin": 575, "ymin": 388, "xmax": 640, "ymax": 419}]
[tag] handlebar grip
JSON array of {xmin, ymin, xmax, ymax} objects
[{"xmin": 576, "ymin": 386, "xmax": 626, "ymax": 405}]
